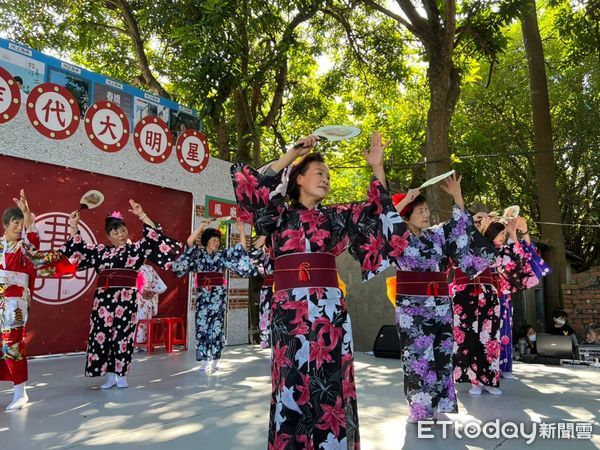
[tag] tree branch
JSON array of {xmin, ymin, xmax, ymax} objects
[
  {"xmin": 260, "ymin": 56, "xmax": 287, "ymax": 128},
  {"xmin": 395, "ymin": 0, "xmax": 429, "ymax": 37},
  {"xmin": 359, "ymin": 0, "xmax": 417, "ymax": 34},
  {"xmin": 85, "ymin": 21, "xmax": 128, "ymax": 36}
]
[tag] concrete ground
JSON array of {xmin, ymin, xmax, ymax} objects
[{"xmin": 1, "ymin": 345, "xmax": 598, "ymax": 450}]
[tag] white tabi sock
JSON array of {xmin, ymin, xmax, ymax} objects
[
  {"xmin": 100, "ymin": 372, "xmax": 118, "ymax": 389},
  {"xmin": 116, "ymin": 375, "xmax": 128, "ymax": 388},
  {"xmin": 211, "ymin": 359, "xmax": 220, "ymax": 371},
  {"xmin": 198, "ymin": 360, "xmax": 207, "ymax": 371},
  {"xmin": 6, "ymin": 382, "xmax": 29, "ymax": 411}
]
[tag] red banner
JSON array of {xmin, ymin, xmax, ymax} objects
[{"xmin": 0, "ymin": 155, "xmax": 193, "ymax": 356}]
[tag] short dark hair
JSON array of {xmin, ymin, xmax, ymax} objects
[
  {"xmin": 286, "ymin": 153, "xmax": 326, "ymax": 202},
  {"xmin": 2, "ymin": 207, "xmax": 23, "ymax": 227},
  {"xmin": 552, "ymin": 308, "xmax": 568, "ymax": 319},
  {"xmin": 200, "ymin": 227, "xmax": 221, "ymax": 247},
  {"xmin": 14, "ymin": 76, "xmax": 23, "ymax": 84},
  {"xmin": 403, "ymin": 195, "xmax": 427, "ymax": 220},
  {"xmin": 105, "ymin": 216, "xmax": 127, "ymax": 235},
  {"xmin": 522, "ymin": 323, "xmax": 535, "ymax": 337},
  {"xmin": 483, "ymin": 221, "xmax": 505, "ymax": 242}
]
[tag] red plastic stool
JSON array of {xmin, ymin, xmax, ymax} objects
[
  {"xmin": 134, "ymin": 318, "xmax": 165, "ymax": 354},
  {"xmin": 162, "ymin": 317, "xmax": 187, "ymax": 352}
]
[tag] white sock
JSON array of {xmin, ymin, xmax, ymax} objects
[
  {"xmin": 211, "ymin": 359, "xmax": 220, "ymax": 370},
  {"xmin": 6, "ymin": 382, "xmax": 29, "ymax": 411},
  {"xmin": 198, "ymin": 360, "xmax": 207, "ymax": 371},
  {"xmin": 484, "ymin": 385, "xmax": 503, "ymax": 395},
  {"xmin": 469, "ymin": 384, "xmax": 483, "ymax": 395},
  {"xmin": 100, "ymin": 372, "xmax": 118, "ymax": 389},
  {"xmin": 116, "ymin": 375, "xmax": 128, "ymax": 388}
]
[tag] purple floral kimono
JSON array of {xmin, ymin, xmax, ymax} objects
[
  {"xmin": 386, "ymin": 206, "xmax": 495, "ymax": 421},
  {"xmin": 231, "ymin": 163, "xmax": 400, "ymax": 450}
]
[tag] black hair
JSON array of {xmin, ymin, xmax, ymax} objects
[
  {"xmin": 14, "ymin": 76, "xmax": 23, "ymax": 84},
  {"xmin": 286, "ymin": 153, "xmax": 327, "ymax": 202},
  {"xmin": 2, "ymin": 207, "xmax": 23, "ymax": 227},
  {"xmin": 552, "ymin": 308, "xmax": 568, "ymax": 319},
  {"xmin": 483, "ymin": 221, "xmax": 506, "ymax": 242},
  {"xmin": 403, "ymin": 194, "xmax": 427, "ymax": 220},
  {"xmin": 105, "ymin": 216, "xmax": 127, "ymax": 235},
  {"xmin": 522, "ymin": 323, "xmax": 536, "ymax": 337},
  {"xmin": 470, "ymin": 202, "xmax": 493, "ymax": 214},
  {"xmin": 200, "ymin": 227, "xmax": 221, "ymax": 247}
]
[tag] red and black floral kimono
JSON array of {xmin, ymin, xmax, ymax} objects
[
  {"xmin": 61, "ymin": 225, "xmax": 182, "ymax": 377},
  {"xmin": 231, "ymin": 163, "xmax": 400, "ymax": 450}
]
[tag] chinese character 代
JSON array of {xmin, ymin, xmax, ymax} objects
[{"xmin": 42, "ymin": 99, "xmax": 66, "ymax": 127}]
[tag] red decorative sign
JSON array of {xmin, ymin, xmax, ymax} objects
[
  {"xmin": 133, "ymin": 115, "xmax": 173, "ymax": 163},
  {"xmin": 84, "ymin": 100, "xmax": 130, "ymax": 152},
  {"xmin": 175, "ymin": 129, "xmax": 210, "ymax": 173},
  {"xmin": 0, "ymin": 66, "xmax": 21, "ymax": 124},
  {"xmin": 26, "ymin": 82, "xmax": 80, "ymax": 139},
  {"xmin": 206, "ymin": 196, "xmax": 238, "ymax": 220}
]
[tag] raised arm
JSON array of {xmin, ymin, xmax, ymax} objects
[
  {"xmin": 13, "ymin": 189, "xmax": 33, "ymax": 229},
  {"xmin": 186, "ymin": 218, "xmax": 213, "ymax": 247}
]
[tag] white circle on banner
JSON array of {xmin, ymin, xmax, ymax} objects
[
  {"xmin": 33, "ymin": 213, "xmax": 98, "ymax": 306},
  {"xmin": 0, "ymin": 77, "xmax": 11, "ymax": 112},
  {"xmin": 139, "ymin": 122, "xmax": 169, "ymax": 157},
  {"xmin": 33, "ymin": 91, "xmax": 72, "ymax": 132},
  {"xmin": 91, "ymin": 108, "xmax": 123, "ymax": 145},
  {"xmin": 182, "ymin": 135, "xmax": 206, "ymax": 167}
]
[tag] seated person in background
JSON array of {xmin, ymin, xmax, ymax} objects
[
  {"xmin": 584, "ymin": 324, "xmax": 600, "ymax": 345},
  {"xmin": 548, "ymin": 308, "xmax": 575, "ymax": 336},
  {"xmin": 521, "ymin": 324, "xmax": 537, "ymax": 354}
]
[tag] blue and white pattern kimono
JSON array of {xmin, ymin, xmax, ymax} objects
[
  {"xmin": 172, "ymin": 243, "xmax": 256, "ymax": 361},
  {"xmin": 386, "ymin": 206, "xmax": 496, "ymax": 421},
  {"xmin": 249, "ymin": 244, "xmax": 274, "ymax": 349}
]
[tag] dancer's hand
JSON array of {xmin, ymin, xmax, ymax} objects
[
  {"xmin": 473, "ymin": 212, "xmax": 489, "ymax": 225},
  {"xmin": 68, "ymin": 211, "xmax": 80, "ymax": 229},
  {"xmin": 505, "ymin": 218, "xmax": 518, "ymax": 241},
  {"xmin": 395, "ymin": 188, "xmax": 421, "ymax": 213},
  {"xmin": 292, "ymin": 135, "xmax": 319, "ymax": 157},
  {"xmin": 516, "ymin": 216, "xmax": 528, "ymax": 233},
  {"xmin": 363, "ymin": 132, "xmax": 389, "ymax": 168},
  {"xmin": 128, "ymin": 199, "xmax": 145, "ymax": 217},
  {"xmin": 440, "ymin": 174, "xmax": 465, "ymax": 210},
  {"xmin": 13, "ymin": 189, "xmax": 30, "ymax": 214}
]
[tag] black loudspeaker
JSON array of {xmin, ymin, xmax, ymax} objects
[{"xmin": 373, "ymin": 325, "xmax": 401, "ymax": 359}]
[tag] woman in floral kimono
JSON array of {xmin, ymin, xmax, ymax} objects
[
  {"xmin": 387, "ymin": 178, "xmax": 496, "ymax": 422},
  {"xmin": 134, "ymin": 262, "xmax": 168, "ymax": 349},
  {"xmin": 172, "ymin": 218, "xmax": 255, "ymax": 371},
  {"xmin": 231, "ymin": 133, "xmax": 400, "ymax": 450},
  {"xmin": 450, "ymin": 212, "xmax": 506, "ymax": 395},
  {"xmin": 493, "ymin": 215, "xmax": 550, "ymax": 377},
  {"xmin": 61, "ymin": 201, "xmax": 182, "ymax": 389},
  {"xmin": 1, "ymin": 190, "xmax": 73, "ymax": 410},
  {"xmin": 249, "ymin": 235, "xmax": 275, "ymax": 349}
]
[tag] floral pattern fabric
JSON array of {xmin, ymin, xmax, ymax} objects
[
  {"xmin": 494, "ymin": 240, "xmax": 549, "ymax": 372},
  {"xmin": 61, "ymin": 224, "xmax": 182, "ymax": 377},
  {"xmin": 135, "ymin": 264, "xmax": 168, "ymax": 344},
  {"xmin": 172, "ymin": 243, "xmax": 256, "ymax": 361},
  {"xmin": 231, "ymin": 162, "xmax": 401, "ymax": 450},
  {"xmin": 249, "ymin": 245, "xmax": 275, "ymax": 349},
  {"xmin": 387, "ymin": 206, "xmax": 496, "ymax": 420}
]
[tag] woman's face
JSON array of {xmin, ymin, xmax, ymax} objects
[
  {"xmin": 297, "ymin": 161, "xmax": 330, "ymax": 203},
  {"xmin": 206, "ymin": 236, "xmax": 220, "ymax": 253},
  {"xmin": 526, "ymin": 328, "xmax": 536, "ymax": 337},
  {"xmin": 407, "ymin": 202, "xmax": 430, "ymax": 231},
  {"xmin": 493, "ymin": 229, "xmax": 507, "ymax": 247},
  {"xmin": 585, "ymin": 329, "xmax": 598, "ymax": 343},
  {"xmin": 3, "ymin": 217, "xmax": 23, "ymax": 241},
  {"xmin": 108, "ymin": 225, "xmax": 129, "ymax": 246}
]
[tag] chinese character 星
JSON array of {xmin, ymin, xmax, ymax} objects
[
  {"xmin": 144, "ymin": 131, "xmax": 163, "ymax": 152},
  {"xmin": 187, "ymin": 142, "xmax": 200, "ymax": 162},
  {"xmin": 42, "ymin": 99, "xmax": 66, "ymax": 127}
]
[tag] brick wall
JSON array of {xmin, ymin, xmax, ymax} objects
[{"xmin": 561, "ymin": 266, "xmax": 600, "ymax": 336}]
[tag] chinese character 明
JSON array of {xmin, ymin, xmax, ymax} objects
[
  {"xmin": 98, "ymin": 114, "xmax": 117, "ymax": 139},
  {"xmin": 42, "ymin": 98, "xmax": 66, "ymax": 127},
  {"xmin": 187, "ymin": 142, "xmax": 200, "ymax": 162},
  {"xmin": 144, "ymin": 131, "xmax": 163, "ymax": 152}
]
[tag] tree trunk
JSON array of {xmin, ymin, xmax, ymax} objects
[
  {"xmin": 215, "ymin": 113, "xmax": 230, "ymax": 161},
  {"xmin": 424, "ymin": 58, "xmax": 460, "ymax": 223},
  {"xmin": 234, "ymin": 90, "xmax": 253, "ymax": 164},
  {"xmin": 520, "ymin": 0, "xmax": 567, "ymax": 324}
]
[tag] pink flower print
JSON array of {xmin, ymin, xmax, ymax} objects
[
  {"xmin": 98, "ymin": 306, "xmax": 107, "ymax": 318},
  {"xmin": 115, "ymin": 305, "xmax": 125, "ymax": 319},
  {"xmin": 96, "ymin": 332, "xmax": 106, "ymax": 345},
  {"xmin": 121, "ymin": 289, "xmax": 133, "ymax": 302},
  {"xmin": 147, "ymin": 229, "xmax": 159, "ymax": 241},
  {"xmin": 105, "ymin": 314, "xmax": 114, "ymax": 327},
  {"xmin": 126, "ymin": 256, "xmax": 139, "ymax": 267},
  {"xmin": 115, "ymin": 359, "xmax": 123, "ymax": 373},
  {"xmin": 500, "ymin": 335, "xmax": 510, "ymax": 345},
  {"xmin": 159, "ymin": 242, "xmax": 171, "ymax": 254},
  {"xmin": 119, "ymin": 340, "xmax": 127, "ymax": 353}
]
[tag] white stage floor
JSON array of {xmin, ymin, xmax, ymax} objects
[{"xmin": 1, "ymin": 345, "xmax": 598, "ymax": 449}]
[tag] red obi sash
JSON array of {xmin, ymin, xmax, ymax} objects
[
  {"xmin": 274, "ymin": 253, "xmax": 338, "ymax": 291},
  {"xmin": 452, "ymin": 267, "xmax": 500, "ymax": 295},
  {"xmin": 196, "ymin": 272, "xmax": 225, "ymax": 288},
  {"xmin": 262, "ymin": 274, "xmax": 275, "ymax": 289},
  {"xmin": 395, "ymin": 271, "xmax": 449, "ymax": 297},
  {"xmin": 98, "ymin": 269, "xmax": 138, "ymax": 289}
]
